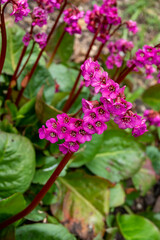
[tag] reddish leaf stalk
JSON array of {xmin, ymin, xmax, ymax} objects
[
  {"xmin": 46, "ymin": 28, "xmax": 66, "ymax": 68},
  {"xmin": 0, "ymin": 152, "xmax": 73, "ymax": 230},
  {"xmin": 0, "ymin": 2, "xmax": 8, "ymax": 75},
  {"xmin": 64, "ymin": 85, "xmax": 83, "ymax": 113},
  {"xmin": 15, "ymin": 0, "xmax": 67, "ymax": 106}
]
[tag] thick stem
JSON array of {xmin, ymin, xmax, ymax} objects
[
  {"xmin": 46, "ymin": 29, "xmax": 66, "ymax": 68},
  {"xmin": 0, "ymin": 152, "xmax": 73, "ymax": 230},
  {"xmin": 64, "ymin": 86, "xmax": 83, "ymax": 113},
  {"xmin": 94, "ymin": 42, "xmax": 105, "ymax": 61},
  {"xmin": 15, "ymin": 0, "xmax": 67, "ymax": 106},
  {"xmin": 0, "ymin": 2, "xmax": 8, "ymax": 75},
  {"xmin": 62, "ymin": 28, "xmax": 100, "ymax": 113}
]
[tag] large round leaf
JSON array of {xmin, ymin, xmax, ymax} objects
[
  {"xmin": 0, "ymin": 131, "xmax": 35, "ymax": 197},
  {"xmin": 86, "ymin": 130, "xmax": 144, "ymax": 182},
  {"xmin": 51, "ymin": 170, "xmax": 112, "ymax": 239},
  {"xmin": 16, "ymin": 223, "xmax": 76, "ymax": 240},
  {"xmin": 117, "ymin": 214, "xmax": 160, "ymax": 240}
]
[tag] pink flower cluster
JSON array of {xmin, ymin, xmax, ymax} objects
[
  {"xmin": 81, "ymin": 58, "xmax": 147, "ymax": 136},
  {"xmin": 106, "ymin": 39, "xmax": 134, "ymax": 69},
  {"xmin": 23, "ymin": 32, "xmax": 48, "ymax": 49},
  {"xmin": 85, "ymin": 1, "xmax": 121, "ymax": 43},
  {"xmin": 127, "ymin": 45, "xmax": 160, "ymax": 82},
  {"xmin": 63, "ymin": 7, "xmax": 84, "ymax": 35},
  {"xmin": 32, "ymin": 7, "xmax": 48, "ymax": 27},
  {"xmin": 2, "ymin": 0, "xmax": 30, "ymax": 22},
  {"xmin": 126, "ymin": 20, "xmax": 138, "ymax": 34},
  {"xmin": 39, "ymin": 59, "xmax": 147, "ymax": 154},
  {"xmin": 35, "ymin": 0, "xmax": 63, "ymax": 13},
  {"xmin": 144, "ymin": 110, "xmax": 160, "ymax": 127}
]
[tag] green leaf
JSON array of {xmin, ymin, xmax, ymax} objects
[
  {"xmin": 16, "ymin": 223, "xmax": 76, "ymax": 240},
  {"xmin": 140, "ymin": 212, "xmax": 160, "ymax": 229},
  {"xmin": 0, "ymin": 131, "xmax": 36, "ymax": 198},
  {"xmin": 2, "ymin": 24, "xmax": 43, "ymax": 75},
  {"xmin": 0, "ymin": 119, "xmax": 18, "ymax": 134},
  {"xmin": 6, "ymin": 100, "xmax": 18, "ymax": 120},
  {"xmin": 146, "ymin": 146, "xmax": 160, "ymax": 174},
  {"xmin": 117, "ymin": 214, "xmax": 160, "ymax": 240},
  {"xmin": 47, "ymin": 23, "xmax": 74, "ymax": 63},
  {"xmin": 0, "ymin": 193, "xmax": 26, "ymax": 222},
  {"xmin": 132, "ymin": 159, "xmax": 156, "ymax": 196},
  {"xmin": 16, "ymin": 98, "xmax": 37, "ymax": 126},
  {"xmin": 109, "ymin": 184, "xmax": 125, "ymax": 208},
  {"xmin": 24, "ymin": 206, "xmax": 46, "ymax": 222},
  {"xmin": 35, "ymin": 87, "xmax": 62, "ymax": 123},
  {"xmin": 52, "ymin": 170, "xmax": 112, "ymax": 239},
  {"xmin": 70, "ymin": 133, "xmax": 104, "ymax": 168},
  {"xmin": 49, "ymin": 63, "xmax": 79, "ymax": 92},
  {"xmin": 86, "ymin": 130, "xmax": 144, "ymax": 182},
  {"xmin": 142, "ymin": 84, "xmax": 160, "ymax": 111},
  {"xmin": 17, "ymin": 65, "xmax": 55, "ymax": 104},
  {"xmin": 33, "ymin": 156, "xmax": 66, "ymax": 185},
  {"xmin": 126, "ymin": 87, "xmax": 144, "ymax": 103}
]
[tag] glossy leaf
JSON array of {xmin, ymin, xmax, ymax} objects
[
  {"xmin": 0, "ymin": 193, "xmax": 26, "ymax": 222},
  {"xmin": 71, "ymin": 133, "xmax": 104, "ymax": 168},
  {"xmin": 146, "ymin": 146, "xmax": 160, "ymax": 174},
  {"xmin": 49, "ymin": 63, "xmax": 79, "ymax": 92},
  {"xmin": 142, "ymin": 84, "xmax": 160, "ymax": 111},
  {"xmin": 2, "ymin": 25, "xmax": 43, "ymax": 75},
  {"xmin": 132, "ymin": 159, "xmax": 156, "ymax": 196},
  {"xmin": 33, "ymin": 156, "xmax": 66, "ymax": 185},
  {"xmin": 0, "ymin": 131, "xmax": 35, "ymax": 197},
  {"xmin": 109, "ymin": 184, "xmax": 125, "ymax": 208},
  {"xmin": 16, "ymin": 223, "xmax": 76, "ymax": 240},
  {"xmin": 17, "ymin": 65, "xmax": 55, "ymax": 104},
  {"xmin": 117, "ymin": 214, "xmax": 160, "ymax": 240},
  {"xmin": 47, "ymin": 23, "xmax": 74, "ymax": 63},
  {"xmin": 86, "ymin": 130, "xmax": 144, "ymax": 182},
  {"xmin": 52, "ymin": 170, "xmax": 112, "ymax": 239}
]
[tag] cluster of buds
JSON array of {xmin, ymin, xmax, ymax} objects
[
  {"xmin": 63, "ymin": 7, "xmax": 84, "ymax": 35},
  {"xmin": 106, "ymin": 39, "xmax": 134, "ymax": 69},
  {"xmin": 39, "ymin": 58, "xmax": 147, "ymax": 154},
  {"xmin": 85, "ymin": 0, "xmax": 138, "ymax": 43},
  {"xmin": 35, "ymin": 0, "xmax": 64, "ymax": 13},
  {"xmin": 144, "ymin": 110, "xmax": 160, "ymax": 127},
  {"xmin": 127, "ymin": 45, "xmax": 160, "ymax": 82},
  {"xmin": 1, "ymin": 0, "xmax": 30, "ymax": 22},
  {"xmin": 23, "ymin": 32, "xmax": 48, "ymax": 49}
]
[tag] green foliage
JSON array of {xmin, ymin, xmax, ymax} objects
[
  {"xmin": 16, "ymin": 223, "xmax": 76, "ymax": 240},
  {"xmin": 117, "ymin": 214, "xmax": 160, "ymax": 240},
  {"xmin": 142, "ymin": 84, "xmax": 160, "ymax": 111},
  {"xmin": 0, "ymin": 131, "xmax": 36, "ymax": 197},
  {"xmin": 86, "ymin": 130, "xmax": 144, "ymax": 182},
  {"xmin": 0, "ymin": 193, "xmax": 26, "ymax": 222}
]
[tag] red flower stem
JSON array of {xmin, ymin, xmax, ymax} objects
[
  {"xmin": 16, "ymin": 42, "xmax": 36, "ymax": 79},
  {"xmin": 15, "ymin": 0, "xmax": 67, "ymax": 106},
  {"xmin": 116, "ymin": 64, "xmax": 136, "ymax": 84},
  {"xmin": 62, "ymin": 27, "xmax": 101, "ymax": 113},
  {"xmin": 46, "ymin": 28, "xmax": 66, "ymax": 68},
  {"xmin": 63, "ymin": 86, "xmax": 83, "ymax": 113},
  {"xmin": 0, "ymin": 2, "xmax": 8, "ymax": 75},
  {"xmin": 0, "ymin": 152, "xmax": 73, "ymax": 230},
  {"xmin": 94, "ymin": 42, "xmax": 105, "ymax": 61}
]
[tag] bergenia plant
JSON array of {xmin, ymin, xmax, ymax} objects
[{"xmin": 0, "ymin": 0, "xmax": 160, "ymax": 239}]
